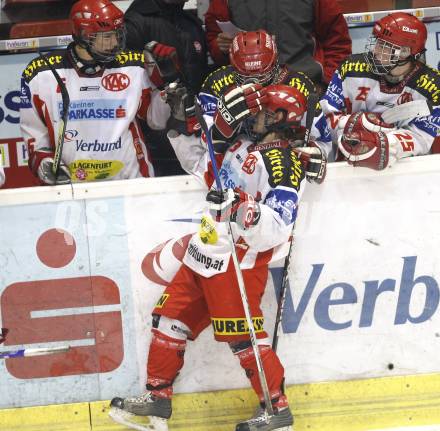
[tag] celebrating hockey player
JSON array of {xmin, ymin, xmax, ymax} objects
[
  {"xmin": 109, "ymin": 83, "xmax": 328, "ymax": 431},
  {"xmin": 198, "ymin": 30, "xmax": 332, "ymax": 152},
  {"xmin": 20, "ymin": 0, "xmax": 171, "ymax": 185},
  {"xmin": 320, "ymin": 12, "xmax": 440, "ymax": 170}
]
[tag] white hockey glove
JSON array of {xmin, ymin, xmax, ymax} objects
[
  {"xmin": 207, "ymin": 188, "xmax": 261, "ymax": 230},
  {"xmin": 37, "ymin": 157, "xmax": 71, "ymax": 185},
  {"xmin": 295, "ymin": 145, "xmax": 327, "ymax": 184}
]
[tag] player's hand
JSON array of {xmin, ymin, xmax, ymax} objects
[
  {"xmin": 163, "ymin": 82, "xmax": 199, "ymax": 136},
  {"xmin": 37, "ymin": 157, "xmax": 71, "ymax": 185},
  {"xmin": 213, "ymin": 84, "xmax": 268, "ymax": 139},
  {"xmin": 338, "ymin": 130, "xmax": 392, "ymax": 170},
  {"xmin": 338, "ymin": 112, "xmax": 395, "ymax": 134},
  {"xmin": 295, "ymin": 145, "xmax": 327, "ymax": 184},
  {"xmin": 206, "ymin": 188, "xmax": 260, "ymax": 230},
  {"xmin": 217, "ymin": 32, "xmax": 234, "ymax": 53},
  {"xmin": 144, "ymin": 41, "xmax": 181, "ymax": 89}
]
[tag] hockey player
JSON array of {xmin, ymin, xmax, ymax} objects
[
  {"xmin": 109, "ymin": 84, "xmax": 327, "ymax": 431},
  {"xmin": 20, "ymin": 0, "xmax": 171, "ymax": 185},
  {"xmin": 198, "ymin": 30, "xmax": 332, "ymax": 155},
  {"xmin": 320, "ymin": 12, "xmax": 440, "ymax": 170}
]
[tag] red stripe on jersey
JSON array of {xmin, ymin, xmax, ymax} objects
[
  {"xmin": 137, "ymin": 88, "xmax": 152, "ymax": 120},
  {"xmin": 129, "ymin": 122, "xmax": 150, "ymax": 177}
]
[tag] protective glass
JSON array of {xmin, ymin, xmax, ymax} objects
[{"xmin": 233, "ymin": 61, "xmax": 280, "ymax": 86}]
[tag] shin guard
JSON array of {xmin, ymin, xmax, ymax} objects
[
  {"xmin": 147, "ymin": 330, "xmax": 186, "ymax": 399},
  {"xmin": 234, "ymin": 344, "xmax": 286, "ymax": 406}
]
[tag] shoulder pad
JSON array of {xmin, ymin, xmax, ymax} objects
[
  {"xmin": 339, "ymin": 54, "xmax": 376, "ymax": 80},
  {"xmin": 201, "ymin": 65, "xmax": 235, "ymax": 97},
  {"xmin": 114, "ymin": 50, "xmax": 145, "ymax": 67},
  {"xmin": 284, "ymin": 70, "xmax": 315, "ymax": 99},
  {"xmin": 22, "ymin": 51, "xmax": 66, "ymax": 83},
  {"xmin": 411, "ymin": 65, "xmax": 440, "ymax": 105}
]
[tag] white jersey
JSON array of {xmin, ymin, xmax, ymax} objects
[
  {"xmin": 320, "ymin": 54, "xmax": 440, "ymax": 155},
  {"xmin": 169, "ymin": 132, "xmax": 308, "ymax": 277},
  {"xmin": 20, "ymin": 45, "xmax": 170, "ymax": 182}
]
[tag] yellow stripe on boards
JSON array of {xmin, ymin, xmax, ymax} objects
[{"xmin": 2, "ymin": 373, "xmax": 440, "ymax": 430}]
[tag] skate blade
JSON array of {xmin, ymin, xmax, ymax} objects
[{"xmin": 108, "ymin": 407, "xmax": 168, "ymax": 431}]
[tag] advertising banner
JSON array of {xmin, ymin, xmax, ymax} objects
[{"xmin": 1, "ymin": 156, "xmax": 439, "ymax": 409}]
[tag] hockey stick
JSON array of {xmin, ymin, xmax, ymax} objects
[
  {"xmin": 195, "ymin": 100, "xmax": 274, "ymax": 417},
  {"xmin": 272, "ymin": 92, "xmax": 319, "ymax": 353},
  {"xmin": 0, "ymin": 345, "xmax": 70, "ymax": 359},
  {"xmin": 38, "ymin": 51, "xmax": 70, "ymax": 182}
]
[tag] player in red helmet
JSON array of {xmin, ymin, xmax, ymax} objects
[
  {"xmin": 20, "ymin": 0, "xmax": 172, "ymax": 185},
  {"xmin": 70, "ymin": 0, "xmax": 126, "ymax": 63},
  {"xmin": 198, "ymin": 30, "xmax": 332, "ymax": 158},
  {"xmin": 109, "ymin": 82, "xmax": 326, "ymax": 431},
  {"xmin": 365, "ymin": 12, "xmax": 427, "ymax": 80},
  {"xmin": 229, "ymin": 30, "xmax": 280, "ymax": 86},
  {"xmin": 321, "ymin": 12, "xmax": 439, "ymax": 171}
]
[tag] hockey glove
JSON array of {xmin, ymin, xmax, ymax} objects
[
  {"xmin": 212, "ymin": 83, "xmax": 268, "ymax": 142},
  {"xmin": 338, "ymin": 130, "xmax": 390, "ymax": 170},
  {"xmin": 295, "ymin": 145, "xmax": 327, "ymax": 184},
  {"xmin": 37, "ymin": 157, "xmax": 71, "ymax": 185},
  {"xmin": 339, "ymin": 112, "xmax": 395, "ymax": 135},
  {"xmin": 207, "ymin": 188, "xmax": 261, "ymax": 230},
  {"xmin": 144, "ymin": 41, "xmax": 181, "ymax": 89},
  {"xmin": 162, "ymin": 83, "xmax": 199, "ymax": 136}
]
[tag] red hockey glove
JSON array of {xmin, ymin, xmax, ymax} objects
[
  {"xmin": 144, "ymin": 41, "xmax": 181, "ymax": 89},
  {"xmin": 213, "ymin": 84, "xmax": 268, "ymax": 139},
  {"xmin": 206, "ymin": 188, "xmax": 261, "ymax": 230},
  {"xmin": 295, "ymin": 144, "xmax": 327, "ymax": 184},
  {"xmin": 339, "ymin": 112, "xmax": 396, "ymax": 135},
  {"xmin": 338, "ymin": 130, "xmax": 390, "ymax": 170}
]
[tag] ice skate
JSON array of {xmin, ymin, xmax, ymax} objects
[
  {"xmin": 109, "ymin": 391, "xmax": 171, "ymax": 431},
  {"xmin": 235, "ymin": 405, "xmax": 294, "ymax": 431}
]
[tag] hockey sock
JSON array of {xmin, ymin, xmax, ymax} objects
[
  {"xmin": 146, "ymin": 330, "xmax": 186, "ymax": 399},
  {"xmin": 235, "ymin": 344, "xmax": 286, "ymax": 406}
]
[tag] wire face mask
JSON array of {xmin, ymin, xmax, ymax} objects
[{"xmin": 86, "ymin": 27, "xmax": 126, "ymax": 63}]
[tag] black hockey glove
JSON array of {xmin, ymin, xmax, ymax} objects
[
  {"xmin": 163, "ymin": 82, "xmax": 199, "ymax": 136},
  {"xmin": 212, "ymin": 83, "xmax": 268, "ymax": 142},
  {"xmin": 207, "ymin": 188, "xmax": 261, "ymax": 230},
  {"xmin": 295, "ymin": 145, "xmax": 327, "ymax": 184}
]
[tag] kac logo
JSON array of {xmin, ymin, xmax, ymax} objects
[{"xmin": 101, "ymin": 73, "xmax": 130, "ymax": 92}]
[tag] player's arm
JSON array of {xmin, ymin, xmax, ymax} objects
[
  {"xmin": 338, "ymin": 106, "xmax": 440, "ymax": 170},
  {"xmin": 20, "ymin": 74, "xmax": 70, "ymax": 185}
]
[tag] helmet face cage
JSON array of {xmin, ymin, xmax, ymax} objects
[
  {"xmin": 233, "ymin": 59, "xmax": 280, "ymax": 86},
  {"xmin": 364, "ymin": 35, "xmax": 412, "ymax": 75},
  {"xmin": 81, "ymin": 27, "xmax": 126, "ymax": 63}
]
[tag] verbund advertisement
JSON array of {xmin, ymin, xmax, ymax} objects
[{"xmin": 1, "ymin": 156, "xmax": 439, "ymax": 409}]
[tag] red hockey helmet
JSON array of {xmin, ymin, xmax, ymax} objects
[
  {"xmin": 365, "ymin": 12, "xmax": 427, "ymax": 75},
  {"xmin": 70, "ymin": 0, "xmax": 125, "ymax": 62},
  {"xmin": 230, "ymin": 30, "xmax": 279, "ymax": 86},
  {"xmin": 253, "ymin": 84, "xmax": 307, "ymax": 139}
]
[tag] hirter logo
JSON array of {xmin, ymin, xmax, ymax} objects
[{"xmin": 102, "ymin": 73, "xmax": 130, "ymax": 92}]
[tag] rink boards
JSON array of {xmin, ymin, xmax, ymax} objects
[{"xmin": 1, "ymin": 156, "xmax": 440, "ymax": 430}]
